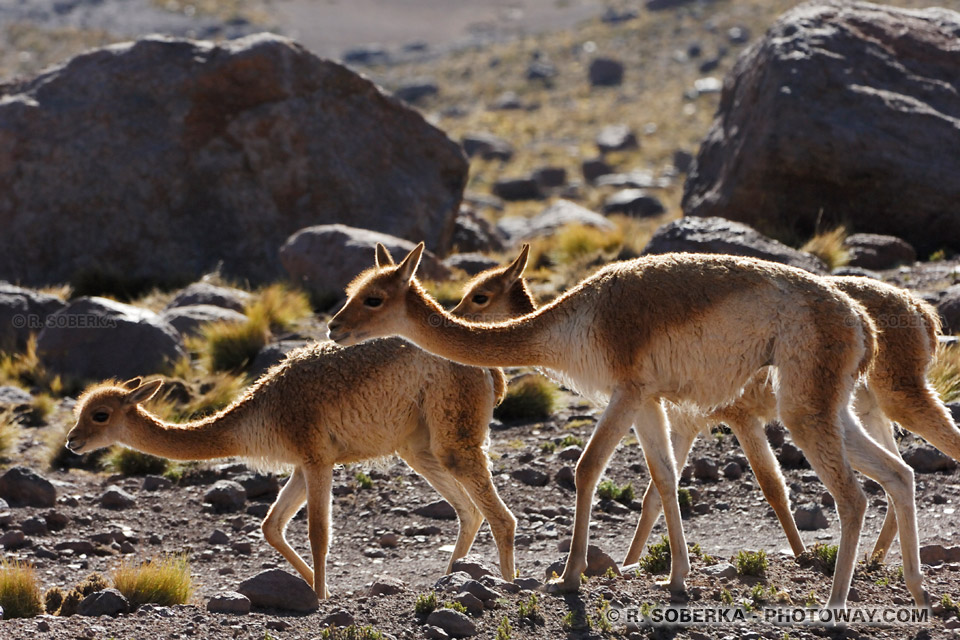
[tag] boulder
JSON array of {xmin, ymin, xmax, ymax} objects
[
  {"xmin": 165, "ymin": 283, "xmax": 250, "ymax": 313},
  {"xmin": 843, "ymin": 234, "xmax": 916, "ymax": 270},
  {"xmin": 0, "ymin": 284, "xmax": 66, "ymax": 352},
  {"xmin": 643, "ymin": 217, "xmax": 826, "ymax": 273},
  {"xmin": 682, "ymin": 2, "xmax": 960, "ymax": 255},
  {"xmin": 555, "ymin": 541, "xmax": 621, "ymax": 577},
  {"xmin": 902, "ymin": 443, "xmax": 958, "ymax": 474},
  {"xmin": 510, "ymin": 467, "xmax": 549, "ymax": 487},
  {"xmin": 203, "ymin": 480, "xmax": 247, "ymax": 513},
  {"xmin": 161, "ymin": 305, "xmax": 246, "ymax": 337},
  {"xmin": 237, "ymin": 569, "xmax": 318, "ymax": 612},
  {"xmin": 0, "ymin": 467, "xmax": 57, "ymax": 508},
  {"xmin": 0, "ymin": 34, "xmax": 467, "ymax": 287},
  {"xmin": 937, "ymin": 286, "xmax": 960, "ymax": 334},
  {"xmin": 497, "ymin": 200, "xmax": 616, "ymax": 244},
  {"xmin": 794, "ymin": 503, "xmax": 829, "ymax": 531},
  {"xmin": 36, "ymin": 297, "xmax": 185, "ymax": 381},
  {"xmin": 426, "ymin": 609, "xmax": 477, "ymax": 638},
  {"xmin": 0, "ymin": 386, "xmax": 32, "ymax": 409},
  {"xmin": 280, "ymin": 224, "xmax": 449, "ymax": 300},
  {"xmin": 450, "ymin": 206, "xmax": 506, "ymax": 254}
]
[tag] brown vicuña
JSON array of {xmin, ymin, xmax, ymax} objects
[
  {"xmin": 456, "ymin": 245, "xmax": 959, "ymax": 574},
  {"xmin": 327, "ymin": 242, "xmax": 928, "ymax": 609},
  {"xmin": 67, "ymin": 327, "xmax": 517, "ymax": 599}
]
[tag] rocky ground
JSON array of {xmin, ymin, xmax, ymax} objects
[{"xmin": 4, "ymin": 0, "xmax": 960, "ymax": 639}]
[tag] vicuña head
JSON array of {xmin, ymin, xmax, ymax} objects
[
  {"xmin": 450, "ymin": 244, "xmax": 535, "ymax": 321},
  {"xmin": 68, "ymin": 377, "xmax": 162, "ymax": 454}
]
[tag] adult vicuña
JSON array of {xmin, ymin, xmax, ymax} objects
[
  {"xmin": 456, "ymin": 246, "xmax": 959, "ymax": 571},
  {"xmin": 327, "ymin": 243, "xmax": 928, "ymax": 608},
  {"xmin": 67, "ymin": 333, "xmax": 517, "ymax": 598}
]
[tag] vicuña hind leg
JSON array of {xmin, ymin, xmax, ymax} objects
[
  {"xmin": 434, "ymin": 444, "xmax": 517, "ymax": 581},
  {"xmin": 623, "ymin": 424, "xmax": 697, "ymax": 566},
  {"xmin": 840, "ymin": 408, "xmax": 928, "ymax": 608},
  {"xmin": 876, "ymin": 375, "xmax": 960, "ymax": 461},
  {"xmin": 730, "ymin": 417, "xmax": 806, "ymax": 557},
  {"xmin": 779, "ymin": 401, "xmax": 865, "ymax": 610},
  {"xmin": 304, "ymin": 464, "xmax": 334, "ymax": 598},
  {"xmin": 400, "ymin": 447, "xmax": 483, "ymax": 574},
  {"xmin": 261, "ymin": 468, "xmax": 313, "ymax": 585},
  {"xmin": 853, "ymin": 386, "xmax": 901, "ymax": 562}
]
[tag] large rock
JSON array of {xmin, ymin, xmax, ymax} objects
[
  {"xmin": 0, "ymin": 284, "xmax": 66, "ymax": 352},
  {"xmin": 843, "ymin": 234, "xmax": 916, "ymax": 270},
  {"xmin": 165, "ymin": 283, "xmax": 251, "ymax": 313},
  {"xmin": 497, "ymin": 200, "xmax": 616, "ymax": 244},
  {"xmin": 643, "ymin": 217, "xmax": 826, "ymax": 273},
  {"xmin": 237, "ymin": 569, "xmax": 318, "ymax": 612},
  {"xmin": 0, "ymin": 34, "xmax": 467, "ymax": 287},
  {"xmin": 0, "ymin": 467, "xmax": 57, "ymax": 508},
  {"xmin": 161, "ymin": 305, "xmax": 246, "ymax": 337},
  {"xmin": 36, "ymin": 297, "xmax": 185, "ymax": 380},
  {"xmin": 280, "ymin": 225, "xmax": 449, "ymax": 299},
  {"xmin": 683, "ymin": 2, "xmax": 960, "ymax": 254}
]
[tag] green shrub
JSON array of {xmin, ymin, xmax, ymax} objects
[
  {"xmin": 354, "ymin": 471, "xmax": 374, "ymax": 490},
  {"xmin": 104, "ymin": 447, "xmax": 170, "ymax": 476},
  {"xmin": 638, "ymin": 536, "xmax": 671, "ymax": 574},
  {"xmin": 0, "ymin": 557, "xmax": 44, "ymax": 618},
  {"xmin": 735, "ymin": 549, "xmax": 768, "ymax": 577},
  {"xmin": 517, "ymin": 592, "xmax": 544, "ymax": 626},
  {"xmin": 597, "ymin": 479, "xmax": 634, "ymax": 504},
  {"xmin": 809, "ymin": 543, "xmax": 838, "ymax": 575},
  {"xmin": 495, "ymin": 615, "xmax": 512, "ymax": 640},
  {"xmin": 494, "ymin": 376, "xmax": 557, "ymax": 422},
  {"xmin": 414, "ymin": 591, "xmax": 438, "ymax": 617},
  {"xmin": 318, "ymin": 626, "xmax": 385, "ymax": 640},
  {"xmin": 559, "ymin": 434, "xmax": 584, "ymax": 448},
  {"xmin": 443, "ymin": 601, "xmax": 468, "ymax": 614}
]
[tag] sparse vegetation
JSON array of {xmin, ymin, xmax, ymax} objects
[
  {"xmin": 354, "ymin": 471, "xmax": 374, "ymax": 490},
  {"xmin": 561, "ymin": 608, "xmax": 592, "ymax": 632},
  {"xmin": 112, "ymin": 555, "xmax": 192, "ymax": 609},
  {"xmin": 0, "ymin": 409, "xmax": 18, "ymax": 461},
  {"xmin": 677, "ymin": 486, "xmax": 693, "ymax": 509},
  {"xmin": 318, "ymin": 626, "xmax": 385, "ymax": 640},
  {"xmin": 720, "ymin": 587, "xmax": 734, "ymax": 605},
  {"xmin": 414, "ymin": 591, "xmax": 438, "ymax": 617},
  {"xmin": 596, "ymin": 598, "xmax": 613, "ymax": 632},
  {"xmin": 930, "ymin": 344, "xmax": 960, "ymax": 402},
  {"xmin": 597, "ymin": 478, "xmax": 634, "ymax": 504},
  {"xmin": 559, "ymin": 434, "xmax": 584, "ymax": 448},
  {"xmin": 638, "ymin": 536, "xmax": 671, "ymax": 574},
  {"xmin": 736, "ymin": 549, "xmax": 768, "ymax": 577},
  {"xmin": 442, "ymin": 600, "xmax": 468, "ymax": 614},
  {"xmin": 942, "ymin": 594, "xmax": 960, "ymax": 617},
  {"xmin": 517, "ymin": 592, "xmax": 544, "ymax": 626},
  {"xmin": 494, "ymin": 376, "xmax": 558, "ymax": 422},
  {"xmin": 495, "ymin": 615, "xmax": 512, "ymax": 640},
  {"xmin": 806, "ymin": 543, "xmax": 839, "ymax": 575},
  {"xmin": 104, "ymin": 447, "xmax": 170, "ymax": 476},
  {"xmin": 0, "ymin": 557, "xmax": 45, "ymax": 618},
  {"xmin": 803, "ymin": 225, "xmax": 851, "ymax": 270}
]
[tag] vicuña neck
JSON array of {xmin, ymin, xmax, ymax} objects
[
  {"xmin": 122, "ymin": 402, "xmax": 252, "ymax": 461},
  {"xmin": 404, "ymin": 282, "xmax": 556, "ymax": 368}
]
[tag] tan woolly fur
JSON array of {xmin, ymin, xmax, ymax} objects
[
  {"xmin": 327, "ymin": 242, "xmax": 929, "ymax": 610},
  {"xmin": 457, "ymin": 247, "xmax": 959, "ymax": 588},
  {"xmin": 68, "ymin": 331, "xmax": 516, "ymax": 599}
]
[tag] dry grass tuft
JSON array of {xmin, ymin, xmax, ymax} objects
[
  {"xmin": 0, "ymin": 557, "xmax": 45, "ymax": 618},
  {"xmin": 494, "ymin": 375, "xmax": 558, "ymax": 423},
  {"xmin": 112, "ymin": 555, "xmax": 193, "ymax": 609},
  {"xmin": 0, "ymin": 408, "xmax": 19, "ymax": 462},
  {"xmin": 104, "ymin": 447, "xmax": 170, "ymax": 476},
  {"xmin": 801, "ymin": 227, "xmax": 849, "ymax": 271},
  {"xmin": 930, "ymin": 344, "xmax": 960, "ymax": 403}
]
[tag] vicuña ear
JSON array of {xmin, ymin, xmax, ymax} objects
[
  {"xmin": 125, "ymin": 379, "xmax": 163, "ymax": 406},
  {"xmin": 397, "ymin": 243, "xmax": 424, "ymax": 283},
  {"xmin": 503, "ymin": 244, "xmax": 530, "ymax": 285},
  {"xmin": 375, "ymin": 243, "xmax": 395, "ymax": 267},
  {"xmin": 122, "ymin": 377, "xmax": 142, "ymax": 390}
]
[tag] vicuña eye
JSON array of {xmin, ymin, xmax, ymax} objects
[
  {"xmin": 92, "ymin": 411, "xmax": 109, "ymax": 423},
  {"xmin": 472, "ymin": 294, "xmax": 489, "ymax": 305},
  {"xmin": 364, "ymin": 297, "xmax": 383, "ymax": 308}
]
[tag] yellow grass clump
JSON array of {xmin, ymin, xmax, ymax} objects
[
  {"xmin": 0, "ymin": 557, "xmax": 45, "ymax": 618},
  {"xmin": 112, "ymin": 555, "xmax": 193, "ymax": 609}
]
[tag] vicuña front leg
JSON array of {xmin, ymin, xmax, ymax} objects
[
  {"xmin": 547, "ymin": 390, "xmax": 639, "ymax": 592},
  {"xmin": 261, "ymin": 468, "xmax": 313, "ymax": 585},
  {"xmin": 304, "ymin": 464, "xmax": 334, "ymax": 599},
  {"xmin": 623, "ymin": 425, "xmax": 697, "ymax": 566}
]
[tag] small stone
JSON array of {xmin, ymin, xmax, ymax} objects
[
  {"xmin": 367, "ymin": 575, "xmax": 406, "ymax": 596},
  {"xmin": 142, "ymin": 475, "xmax": 172, "ymax": 491},
  {"xmin": 206, "ymin": 591, "xmax": 251, "ymax": 615},
  {"xmin": 434, "ymin": 572, "xmax": 473, "ymax": 593},
  {"xmin": 78, "ymin": 589, "xmax": 129, "ymax": 617},
  {"xmin": 452, "ymin": 591, "xmax": 484, "ymax": 616},
  {"xmin": 321, "ymin": 609, "xmax": 355, "ymax": 627},
  {"xmin": 461, "ymin": 134, "xmax": 514, "ymax": 161},
  {"xmin": 722, "ymin": 462, "xmax": 743, "ymax": 480},
  {"xmin": 692, "ymin": 458, "xmax": 720, "ymax": 482},
  {"xmin": 21, "ymin": 516, "xmax": 49, "ymax": 536},
  {"xmin": 589, "ymin": 57, "xmax": 624, "ymax": 87},
  {"xmin": 555, "ymin": 466, "xmax": 576, "ymax": 490},
  {"xmin": 557, "ymin": 446, "xmax": 583, "ymax": 461},
  {"xmin": 794, "ymin": 503, "xmax": 829, "ymax": 530},
  {"xmin": 394, "ymin": 78, "xmax": 439, "ymax": 104},
  {"xmin": 603, "ymin": 189, "xmax": 665, "ymax": 217},
  {"xmin": 231, "ymin": 541, "xmax": 252, "ymax": 555},
  {"xmin": 778, "ymin": 442, "xmax": 807, "ymax": 469},
  {"xmin": 378, "ymin": 532, "xmax": 400, "ymax": 548},
  {"xmin": 902, "ymin": 443, "xmax": 958, "ymax": 473},
  {"xmin": 460, "ymin": 580, "xmax": 501, "ymax": 602},
  {"xmin": 582, "ymin": 158, "xmax": 613, "ymax": 183},
  {"xmin": 413, "ymin": 500, "xmax": 457, "ymax": 520},
  {"xmin": 44, "ymin": 511, "xmax": 69, "ymax": 531},
  {"xmin": 0, "ymin": 530, "xmax": 28, "ymax": 549},
  {"xmin": 426, "ymin": 609, "xmax": 477, "ymax": 638},
  {"xmin": 511, "ymin": 467, "xmax": 549, "ymax": 487},
  {"xmin": 702, "ymin": 563, "xmax": 737, "ymax": 579},
  {"xmin": 514, "ymin": 577, "xmax": 541, "ymax": 591},
  {"xmin": 209, "ymin": 530, "xmax": 230, "ymax": 546},
  {"xmin": 0, "ymin": 467, "xmax": 57, "ymax": 507},
  {"xmin": 204, "ymin": 480, "xmax": 247, "ymax": 513},
  {"xmin": 234, "ymin": 473, "xmax": 279, "ymax": 500},
  {"xmin": 596, "ymin": 125, "xmax": 638, "ymax": 153},
  {"xmin": 531, "ymin": 167, "xmax": 567, "ymax": 188},
  {"xmin": 450, "ymin": 556, "xmax": 497, "ymax": 580},
  {"xmin": 492, "ymin": 178, "xmax": 543, "ymax": 202},
  {"xmin": 266, "ymin": 619, "xmax": 291, "ymax": 631},
  {"xmin": 424, "ymin": 625, "xmax": 449, "ymax": 640},
  {"xmin": 99, "ymin": 485, "xmax": 136, "ymax": 509},
  {"xmin": 557, "ymin": 540, "xmax": 620, "ymax": 577},
  {"xmin": 237, "ymin": 569, "xmax": 318, "ymax": 612}
]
